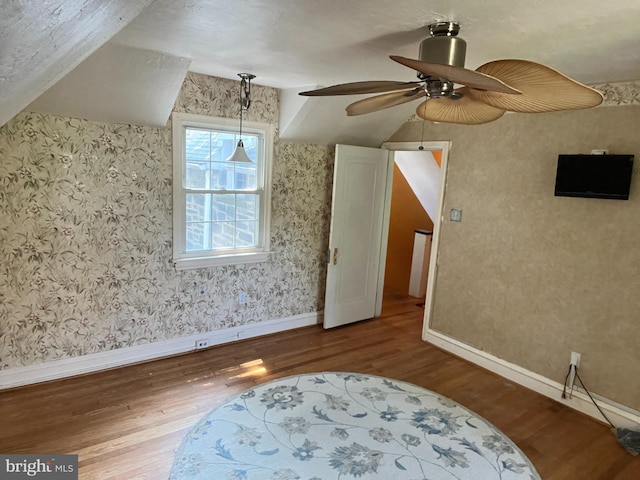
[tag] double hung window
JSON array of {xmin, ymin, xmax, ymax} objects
[{"xmin": 172, "ymin": 113, "xmax": 273, "ymax": 269}]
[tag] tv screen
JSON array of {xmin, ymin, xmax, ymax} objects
[{"xmin": 554, "ymin": 154, "xmax": 634, "ymax": 200}]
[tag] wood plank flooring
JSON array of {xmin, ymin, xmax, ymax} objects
[{"xmin": 1, "ymin": 290, "xmax": 638, "ymax": 479}]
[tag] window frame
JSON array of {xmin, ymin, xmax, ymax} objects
[{"xmin": 172, "ymin": 112, "xmax": 273, "ymax": 270}]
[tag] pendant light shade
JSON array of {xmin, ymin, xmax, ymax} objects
[
  {"xmin": 227, "ymin": 139, "xmax": 252, "ymax": 163},
  {"xmin": 226, "ymin": 73, "xmax": 256, "ymax": 163}
]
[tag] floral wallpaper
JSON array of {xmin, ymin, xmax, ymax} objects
[
  {"xmin": 0, "ymin": 72, "xmax": 334, "ymax": 369},
  {"xmin": 591, "ymin": 80, "xmax": 640, "ymax": 106}
]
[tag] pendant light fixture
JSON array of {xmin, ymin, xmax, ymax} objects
[{"xmin": 226, "ymin": 73, "xmax": 256, "ymax": 163}]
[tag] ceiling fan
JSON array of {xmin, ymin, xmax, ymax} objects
[{"xmin": 299, "ymin": 21, "xmax": 604, "ymax": 125}]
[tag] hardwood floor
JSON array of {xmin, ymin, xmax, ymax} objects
[{"xmin": 1, "ymin": 290, "xmax": 638, "ymax": 479}]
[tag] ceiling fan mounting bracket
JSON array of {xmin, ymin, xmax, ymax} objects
[{"xmin": 428, "ymin": 21, "xmax": 460, "ymax": 37}]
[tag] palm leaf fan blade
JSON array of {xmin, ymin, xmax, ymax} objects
[
  {"xmin": 389, "ymin": 55, "xmax": 520, "ymax": 94},
  {"xmin": 469, "ymin": 60, "xmax": 604, "ymax": 112},
  {"xmin": 299, "ymin": 80, "xmax": 422, "ymax": 96},
  {"xmin": 417, "ymin": 88, "xmax": 506, "ymax": 125},
  {"xmin": 347, "ymin": 89, "xmax": 426, "ymax": 116}
]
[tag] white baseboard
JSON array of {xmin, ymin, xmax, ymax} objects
[
  {"xmin": 0, "ymin": 312, "xmax": 322, "ymax": 390},
  {"xmin": 424, "ymin": 328, "xmax": 640, "ymax": 429}
]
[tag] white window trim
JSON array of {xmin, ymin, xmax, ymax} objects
[{"xmin": 171, "ymin": 112, "xmax": 274, "ymax": 270}]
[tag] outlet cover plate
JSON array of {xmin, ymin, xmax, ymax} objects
[
  {"xmin": 570, "ymin": 351, "xmax": 581, "ymax": 367},
  {"xmin": 239, "ymin": 292, "xmax": 247, "ymax": 305}
]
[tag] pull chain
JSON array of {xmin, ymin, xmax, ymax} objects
[{"xmin": 419, "ymin": 117, "xmax": 426, "ymax": 150}]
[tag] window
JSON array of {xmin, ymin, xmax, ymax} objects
[{"xmin": 172, "ymin": 113, "xmax": 273, "ymax": 269}]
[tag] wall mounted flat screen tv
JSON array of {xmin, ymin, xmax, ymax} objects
[{"xmin": 554, "ymin": 154, "xmax": 634, "ymax": 200}]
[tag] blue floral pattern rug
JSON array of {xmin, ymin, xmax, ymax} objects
[{"xmin": 171, "ymin": 372, "xmax": 540, "ymax": 479}]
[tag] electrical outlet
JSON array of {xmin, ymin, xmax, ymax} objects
[
  {"xmin": 568, "ymin": 351, "xmax": 581, "ymax": 390},
  {"xmin": 239, "ymin": 291, "xmax": 247, "ymax": 305},
  {"xmin": 570, "ymin": 351, "xmax": 581, "ymax": 368},
  {"xmin": 195, "ymin": 339, "xmax": 209, "ymax": 349},
  {"xmin": 198, "ymin": 284, "xmax": 207, "ymax": 295}
]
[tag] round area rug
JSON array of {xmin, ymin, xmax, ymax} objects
[{"xmin": 170, "ymin": 372, "xmax": 540, "ymax": 480}]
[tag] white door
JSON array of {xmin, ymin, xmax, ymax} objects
[{"xmin": 323, "ymin": 144, "xmax": 391, "ymax": 329}]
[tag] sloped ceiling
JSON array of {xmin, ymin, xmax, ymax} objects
[
  {"xmin": 27, "ymin": 43, "xmax": 191, "ymax": 127},
  {"xmin": 0, "ymin": 0, "xmax": 155, "ymax": 127},
  {"xmin": 3, "ymin": 1, "xmax": 640, "ymax": 146},
  {"xmin": 394, "ymin": 151, "xmax": 442, "ymax": 220}
]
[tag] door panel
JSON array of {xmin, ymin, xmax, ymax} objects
[{"xmin": 323, "ymin": 144, "xmax": 390, "ymax": 329}]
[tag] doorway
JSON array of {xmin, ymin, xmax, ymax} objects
[
  {"xmin": 322, "ymin": 141, "xmax": 449, "ymax": 331},
  {"xmin": 380, "ymin": 141, "xmax": 450, "ymax": 329}
]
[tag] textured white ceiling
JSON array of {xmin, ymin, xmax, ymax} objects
[
  {"xmin": 0, "ymin": 0, "xmax": 154, "ymax": 127},
  {"xmin": 114, "ymin": 0, "xmax": 640, "ymax": 88},
  {"xmin": 3, "ymin": 0, "xmax": 640, "ymax": 145}
]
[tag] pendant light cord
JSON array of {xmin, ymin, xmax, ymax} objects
[
  {"xmin": 239, "ymin": 77, "xmax": 249, "ymax": 142},
  {"xmin": 237, "ymin": 73, "xmax": 255, "ymax": 144},
  {"xmin": 238, "ymin": 79, "xmax": 244, "ymax": 141}
]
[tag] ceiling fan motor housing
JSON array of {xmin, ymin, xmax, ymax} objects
[{"xmin": 419, "ymin": 21, "xmax": 466, "ymax": 68}]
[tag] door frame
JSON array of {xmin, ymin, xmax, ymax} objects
[
  {"xmin": 379, "ymin": 141, "xmax": 451, "ymax": 335},
  {"xmin": 374, "ymin": 153, "xmax": 395, "ymax": 316}
]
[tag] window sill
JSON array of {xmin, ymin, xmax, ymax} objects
[{"xmin": 173, "ymin": 251, "xmax": 271, "ymax": 270}]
